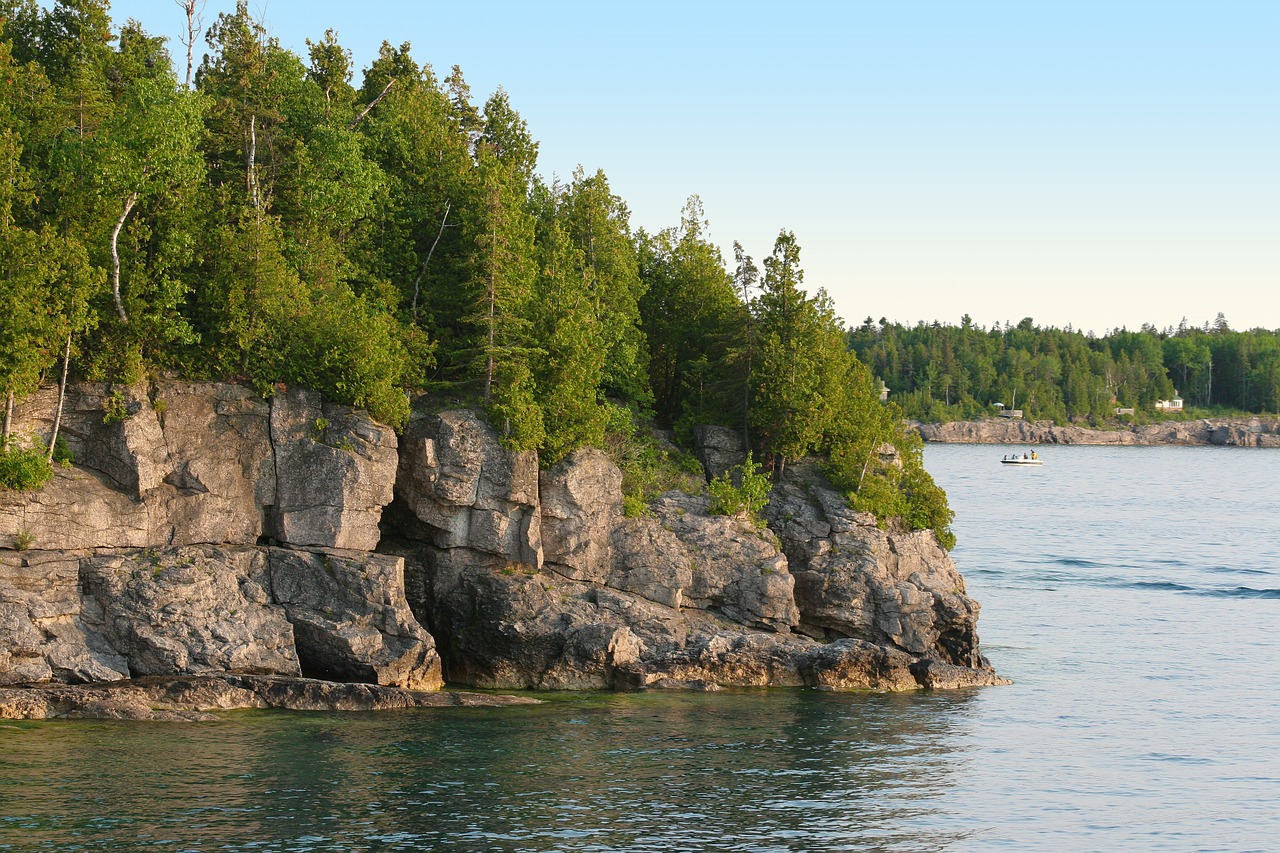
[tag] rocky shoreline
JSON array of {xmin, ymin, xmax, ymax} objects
[
  {"xmin": 1, "ymin": 382, "xmax": 1006, "ymax": 720},
  {"xmin": 0, "ymin": 674, "xmax": 539, "ymax": 722},
  {"xmin": 914, "ymin": 417, "xmax": 1280, "ymax": 447}
]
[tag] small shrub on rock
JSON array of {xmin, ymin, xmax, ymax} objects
[
  {"xmin": 708, "ymin": 452, "xmax": 771, "ymax": 525},
  {"xmin": 0, "ymin": 446, "xmax": 52, "ymax": 491}
]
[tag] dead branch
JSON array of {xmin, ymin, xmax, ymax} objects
[{"xmin": 349, "ymin": 78, "xmax": 396, "ymax": 130}]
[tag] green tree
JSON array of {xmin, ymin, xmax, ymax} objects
[
  {"xmin": 559, "ymin": 167, "xmax": 648, "ymax": 405},
  {"xmin": 467, "ymin": 152, "xmax": 541, "ymax": 447},
  {"xmin": 637, "ymin": 196, "xmax": 741, "ymax": 430}
]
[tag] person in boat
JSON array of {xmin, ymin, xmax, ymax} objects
[
  {"xmin": 1023, "ymin": 453, "xmax": 1029, "ymax": 459},
  {"xmin": 1031, "ymin": 450, "xmax": 1037, "ymax": 460}
]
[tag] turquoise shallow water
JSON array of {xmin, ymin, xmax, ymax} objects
[{"xmin": 1, "ymin": 444, "xmax": 1277, "ymax": 852}]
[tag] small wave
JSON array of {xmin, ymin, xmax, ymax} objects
[
  {"xmin": 1053, "ymin": 557, "xmax": 1104, "ymax": 569},
  {"xmin": 1196, "ymin": 587, "xmax": 1280, "ymax": 600},
  {"xmin": 1125, "ymin": 581, "xmax": 1196, "ymax": 592},
  {"xmin": 1141, "ymin": 752, "xmax": 1217, "ymax": 765}
]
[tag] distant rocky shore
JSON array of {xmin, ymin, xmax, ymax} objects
[
  {"xmin": 914, "ymin": 417, "xmax": 1280, "ymax": 447},
  {"xmin": 1, "ymin": 382, "xmax": 1006, "ymax": 721}
]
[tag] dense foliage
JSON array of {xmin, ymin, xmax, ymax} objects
[
  {"xmin": 0, "ymin": 0, "xmax": 950, "ymax": 543},
  {"xmin": 850, "ymin": 315, "xmax": 1280, "ymax": 424}
]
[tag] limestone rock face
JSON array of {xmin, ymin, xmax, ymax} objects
[
  {"xmin": 539, "ymin": 448, "xmax": 622, "ymax": 582},
  {"xmin": 606, "ymin": 516, "xmax": 690, "ymax": 608},
  {"xmin": 77, "ymin": 546, "xmax": 300, "ymax": 677},
  {"xmin": 765, "ymin": 463, "xmax": 985, "ymax": 668},
  {"xmin": 0, "ymin": 382, "xmax": 275, "ymax": 550},
  {"xmin": 0, "ymin": 550, "xmax": 128, "ymax": 684},
  {"xmin": 265, "ymin": 547, "xmax": 442, "ymax": 690},
  {"xmin": 0, "ymin": 384, "xmax": 1005, "ymax": 701},
  {"xmin": 648, "ymin": 492, "xmax": 798, "ymax": 632},
  {"xmin": 153, "ymin": 382, "xmax": 276, "ymax": 546},
  {"xmin": 391, "ymin": 417, "xmax": 1002, "ymax": 692},
  {"xmin": 395, "ymin": 410, "xmax": 541, "ymax": 565},
  {"xmin": 692, "ymin": 424, "xmax": 747, "ymax": 480},
  {"xmin": 268, "ymin": 389, "xmax": 399, "ymax": 551},
  {"xmin": 0, "ymin": 466, "xmax": 151, "ymax": 551}
]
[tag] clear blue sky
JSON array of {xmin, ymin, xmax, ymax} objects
[{"xmin": 105, "ymin": 0, "xmax": 1279, "ymax": 335}]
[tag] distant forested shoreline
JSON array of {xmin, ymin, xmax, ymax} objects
[{"xmin": 849, "ymin": 315, "xmax": 1280, "ymax": 424}]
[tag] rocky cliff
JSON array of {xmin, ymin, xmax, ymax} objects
[
  {"xmin": 915, "ymin": 417, "xmax": 1280, "ymax": 446},
  {"xmin": 0, "ymin": 382, "xmax": 1005, "ymax": 718}
]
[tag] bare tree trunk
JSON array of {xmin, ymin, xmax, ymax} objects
[
  {"xmin": 247, "ymin": 115, "xmax": 260, "ymax": 211},
  {"xmin": 176, "ymin": 0, "xmax": 206, "ymax": 89},
  {"xmin": 484, "ymin": 264, "xmax": 496, "ymax": 406},
  {"xmin": 2, "ymin": 390, "xmax": 12, "ymax": 450},
  {"xmin": 46, "ymin": 331, "xmax": 72, "ymax": 464},
  {"xmin": 349, "ymin": 78, "xmax": 396, "ymax": 129},
  {"xmin": 411, "ymin": 201, "xmax": 451, "ymax": 324},
  {"xmin": 111, "ymin": 192, "xmax": 139, "ymax": 323}
]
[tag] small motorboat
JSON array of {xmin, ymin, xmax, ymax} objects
[{"xmin": 1001, "ymin": 454, "xmax": 1042, "ymax": 466}]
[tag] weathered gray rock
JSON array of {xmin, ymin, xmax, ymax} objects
[
  {"xmin": 265, "ymin": 547, "xmax": 442, "ymax": 691},
  {"xmin": 405, "ymin": 536, "xmax": 992, "ymax": 692},
  {"xmin": 151, "ymin": 382, "xmax": 276, "ymax": 545},
  {"xmin": 765, "ymin": 463, "xmax": 987, "ymax": 669},
  {"xmin": 0, "ymin": 675, "xmax": 539, "ymax": 721},
  {"xmin": 268, "ymin": 388, "xmax": 398, "ymax": 551},
  {"xmin": 387, "ymin": 415, "xmax": 1002, "ymax": 692},
  {"xmin": 0, "ymin": 466, "xmax": 151, "ymax": 551},
  {"xmin": 606, "ymin": 516, "xmax": 690, "ymax": 608},
  {"xmin": 692, "ymin": 424, "xmax": 746, "ymax": 480},
  {"xmin": 2, "ymin": 382, "xmax": 1005, "ymax": 700},
  {"xmin": 909, "ymin": 656, "xmax": 1011, "ymax": 689},
  {"xmin": 539, "ymin": 448, "xmax": 622, "ymax": 582},
  {"xmin": 395, "ymin": 409, "xmax": 541, "ymax": 565},
  {"xmin": 1, "ymin": 382, "xmax": 404, "ymax": 553},
  {"xmin": 649, "ymin": 492, "xmax": 798, "ymax": 632},
  {"xmin": 89, "ymin": 386, "xmax": 174, "ymax": 499},
  {"xmin": 78, "ymin": 546, "xmax": 301, "ymax": 677},
  {"xmin": 800, "ymin": 638, "xmax": 923, "ymax": 691},
  {"xmin": 0, "ymin": 550, "xmax": 128, "ymax": 684},
  {"xmin": 0, "ymin": 382, "xmax": 275, "ymax": 550}
]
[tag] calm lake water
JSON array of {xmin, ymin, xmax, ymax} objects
[{"xmin": 2, "ymin": 444, "xmax": 1278, "ymax": 852}]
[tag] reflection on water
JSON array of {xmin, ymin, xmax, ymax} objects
[{"xmin": 1, "ymin": 691, "xmax": 981, "ymax": 852}]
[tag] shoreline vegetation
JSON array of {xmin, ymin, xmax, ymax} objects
[
  {"xmin": 0, "ymin": 0, "xmax": 953, "ymax": 547},
  {"xmin": 4, "ymin": 1, "xmax": 1273, "ymax": 543}
]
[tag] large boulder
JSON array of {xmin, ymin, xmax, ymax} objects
[
  {"xmin": 0, "ymin": 550, "xmax": 128, "ymax": 684},
  {"xmin": 266, "ymin": 547, "xmax": 442, "ymax": 691},
  {"xmin": 78, "ymin": 546, "xmax": 301, "ymax": 677},
  {"xmin": 539, "ymin": 448, "xmax": 622, "ymax": 582},
  {"xmin": 267, "ymin": 388, "xmax": 398, "ymax": 551},
  {"xmin": 395, "ymin": 409, "xmax": 541, "ymax": 565},
  {"xmin": 692, "ymin": 424, "xmax": 746, "ymax": 480}
]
